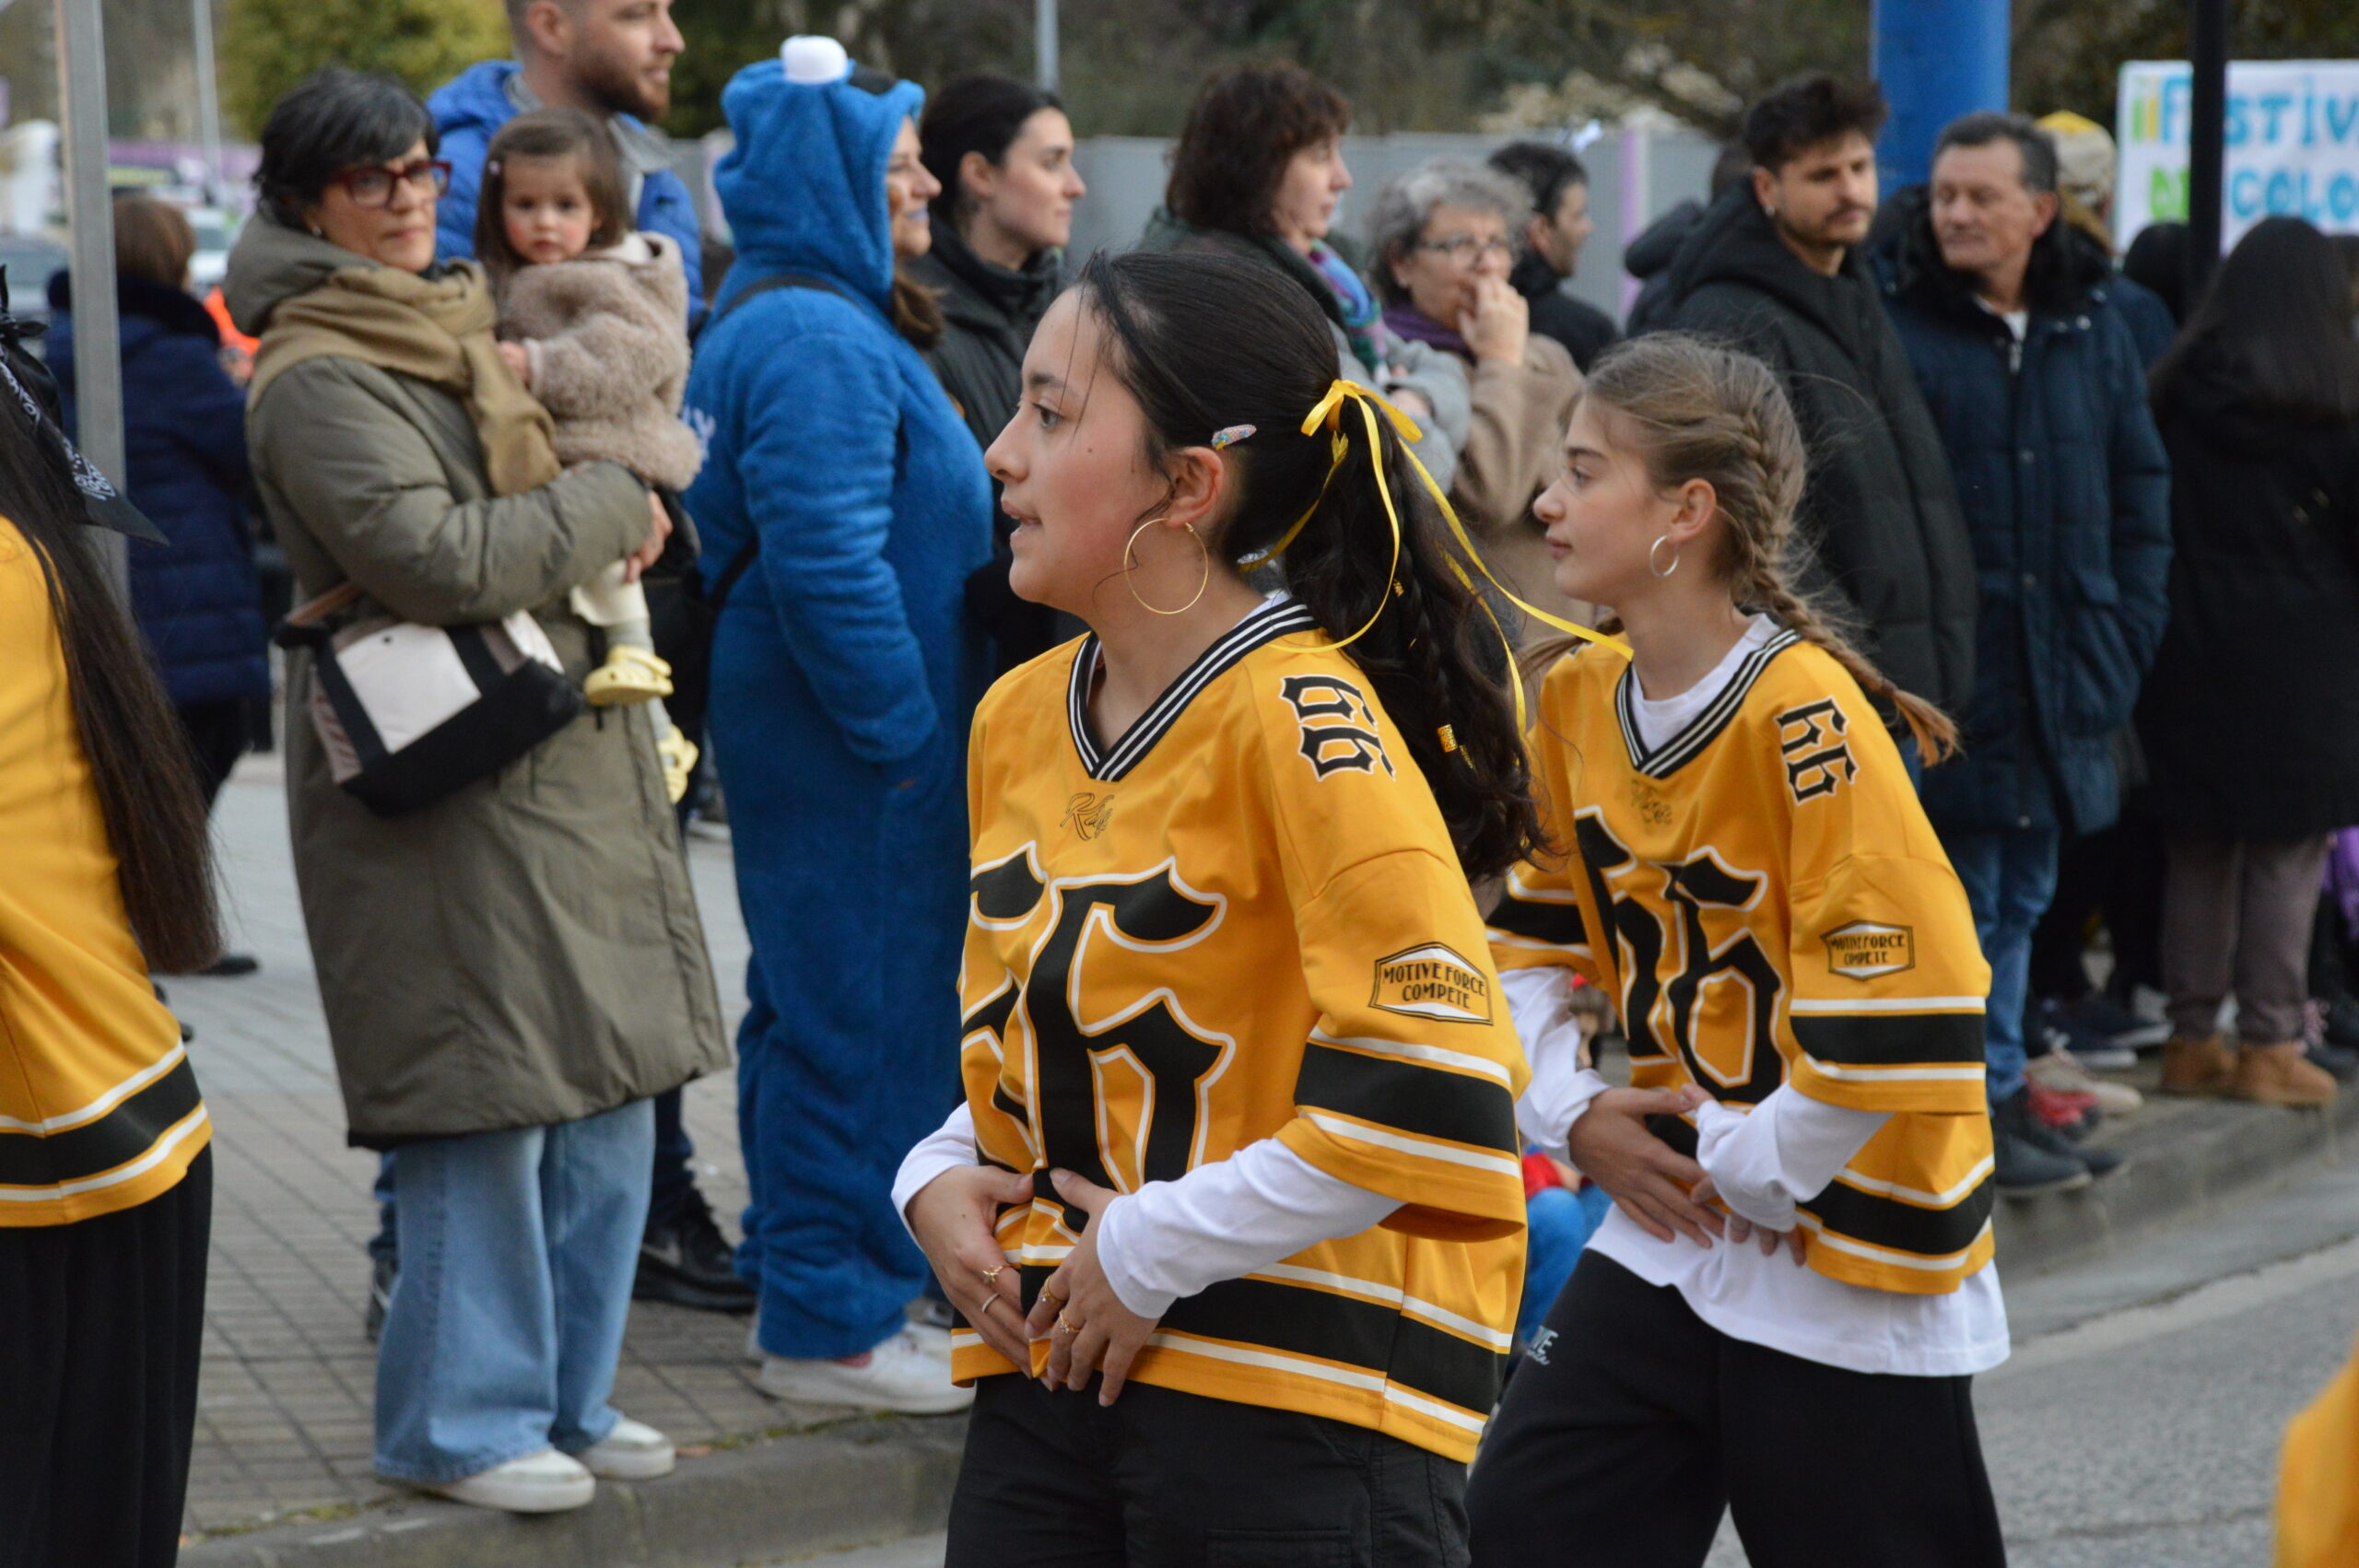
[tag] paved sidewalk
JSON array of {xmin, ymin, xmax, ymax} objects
[{"xmin": 175, "ymin": 758, "xmax": 883, "ymax": 1541}]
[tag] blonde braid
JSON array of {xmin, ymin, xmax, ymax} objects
[{"xmin": 1581, "ymin": 333, "xmax": 1960, "ymax": 767}]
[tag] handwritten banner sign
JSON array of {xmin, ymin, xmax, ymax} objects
[{"xmin": 2116, "ymin": 59, "xmax": 2359, "ymax": 248}]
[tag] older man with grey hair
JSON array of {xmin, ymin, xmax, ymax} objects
[
  {"xmin": 1873, "ymin": 110, "xmax": 2172, "ymax": 1199},
  {"xmin": 1367, "ymin": 158, "xmax": 1585, "ymax": 639}
]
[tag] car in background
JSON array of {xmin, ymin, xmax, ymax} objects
[{"xmin": 186, "ymin": 207, "xmax": 241, "ymax": 292}]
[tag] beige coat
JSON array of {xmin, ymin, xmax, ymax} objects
[
  {"xmin": 500, "ymin": 232, "xmax": 705, "ymax": 491},
  {"xmin": 1448, "ymin": 334, "xmax": 1589, "ymax": 642},
  {"xmin": 225, "ymin": 217, "xmax": 729, "ymax": 1147}
]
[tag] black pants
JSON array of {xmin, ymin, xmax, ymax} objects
[
  {"xmin": 947, "ymin": 1374, "xmax": 1469, "ymax": 1567},
  {"xmin": 0, "ymin": 1149, "xmax": 212, "ymax": 1568},
  {"xmin": 1466, "ymin": 1253, "xmax": 2005, "ymax": 1568}
]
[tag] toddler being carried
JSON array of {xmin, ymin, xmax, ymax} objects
[{"xmin": 479, "ymin": 107, "xmax": 704, "ymax": 800}]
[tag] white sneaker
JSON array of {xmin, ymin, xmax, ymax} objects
[
  {"xmin": 907, "ymin": 1321, "xmax": 955, "ymax": 1362},
  {"xmin": 415, "ymin": 1448, "xmax": 595, "ymax": 1513},
  {"xmin": 2026, "ymin": 1047, "xmax": 2145, "ymax": 1116},
  {"xmin": 573, "ymin": 1416, "xmax": 675, "ymax": 1480},
  {"xmin": 756, "ymin": 1326, "xmax": 976, "ymax": 1414},
  {"xmin": 744, "ymin": 1321, "xmax": 763, "ymax": 1365}
]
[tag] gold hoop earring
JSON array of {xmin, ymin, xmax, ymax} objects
[
  {"xmin": 1649, "ymin": 533, "xmax": 1682, "ymax": 579},
  {"xmin": 1125, "ymin": 518, "xmax": 1211, "ymax": 615}
]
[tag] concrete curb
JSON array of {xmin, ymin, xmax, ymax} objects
[
  {"xmin": 1993, "ymin": 1078, "xmax": 2359, "ymax": 1280},
  {"xmin": 180, "ymin": 1418, "xmax": 966, "ymax": 1568}
]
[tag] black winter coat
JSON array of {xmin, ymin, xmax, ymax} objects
[
  {"xmin": 1510, "ymin": 252, "xmax": 1619, "ymax": 373},
  {"xmin": 47, "ymin": 273, "xmax": 267, "ymax": 709},
  {"xmin": 2136, "ymin": 369, "xmax": 2359, "ymax": 837},
  {"xmin": 907, "ymin": 226, "xmax": 1063, "ymax": 673},
  {"xmin": 1875, "ymin": 193, "xmax": 2173, "ymax": 837},
  {"xmin": 1623, "ymin": 199, "xmax": 1701, "ymax": 336},
  {"xmin": 1655, "ymin": 188, "xmax": 1979, "ymax": 714}
]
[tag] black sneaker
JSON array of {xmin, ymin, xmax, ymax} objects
[
  {"xmin": 364, "ymin": 1254, "xmax": 395, "ymax": 1341},
  {"xmin": 1993, "ymin": 1088, "xmax": 2094, "ymax": 1196},
  {"xmin": 635, "ymin": 1185, "xmax": 757, "ymax": 1313},
  {"xmin": 200, "ymin": 953, "xmax": 262, "ymax": 977},
  {"xmin": 2055, "ymin": 992, "xmax": 2170, "ymax": 1050}
]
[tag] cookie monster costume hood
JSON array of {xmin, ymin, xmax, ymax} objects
[
  {"xmin": 684, "ymin": 41, "xmax": 993, "ymax": 1365},
  {"xmin": 710, "ymin": 41, "xmax": 924, "ymax": 315}
]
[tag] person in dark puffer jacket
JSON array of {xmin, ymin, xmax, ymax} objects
[
  {"xmin": 1873, "ymin": 115, "xmax": 2171, "ymax": 1194},
  {"xmin": 910, "ymin": 73, "xmax": 1084, "ymax": 675},
  {"xmin": 47, "ymin": 197, "xmax": 268, "ymax": 978}
]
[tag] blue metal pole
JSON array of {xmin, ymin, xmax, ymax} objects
[{"xmin": 1872, "ymin": 0, "xmax": 2010, "ymax": 188}]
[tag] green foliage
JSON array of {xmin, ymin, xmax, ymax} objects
[
  {"xmin": 219, "ymin": 0, "xmax": 510, "ymax": 136},
  {"xmin": 2014, "ymin": 0, "xmax": 2359, "ymax": 129}
]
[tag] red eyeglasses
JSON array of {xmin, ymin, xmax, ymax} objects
[{"xmin": 330, "ymin": 158, "xmax": 452, "ymax": 208}]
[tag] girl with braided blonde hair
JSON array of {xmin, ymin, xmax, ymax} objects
[{"xmin": 1473, "ymin": 333, "xmax": 2005, "ymax": 1564}]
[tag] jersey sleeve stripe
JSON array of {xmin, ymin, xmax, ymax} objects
[
  {"xmin": 0, "ymin": 1053, "xmax": 204, "ymax": 1188},
  {"xmin": 1790, "ymin": 996, "xmax": 1986, "ymax": 1014},
  {"xmin": 1293, "ymin": 1059, "xmax": 1520, "ymax": 1163},
  {"xmin": 1307, "ymin": 1027, "xmax": 1514, "ymax": 1087},
  {"xmin": 1798, "ymin": 1054, "xmax": 1986, "ymax": 1083},
  {"xmin": 1797, "ymin": 1213, "xmax": 1995, "ymax": 1274},
  {"xmin": 1299, "ymin": 1110, "xmax": 1524, "ymax": 1178},
  {"xmin": 1159, "ymin": 1275, "xmax": 1506, "ymax": 1419},
  {"xmin": 1485, "ymin": 892, "xmax": 1588, "ymax": 950},
  {"xmin": 1830, "ymin": 1153, "xmax": 1996, "ymax": 1208},
  {"xmin": 1790, "ymin": 1012, "xmax": 1988, "ymax": 1067},
  {"xmin": 1800, "ymin": 1172, "xmax": 1995, "ymax": 1258},
  {"xmin": 1140, "ymin": 1330, "xmax": 1491, "ymax": 1436},
  {"xmin": 1246, "ymin": 1261, "xmax": 1517, "ymax": 1352}
]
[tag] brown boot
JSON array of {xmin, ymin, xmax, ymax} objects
[
  {"xmin": 2160, "ymin": 1034, "xmax": 2237, "ymax": 1096},
  {"xmin": 2233, "ymin": 1041, "xmax": 2339, "ymax": 1108}
]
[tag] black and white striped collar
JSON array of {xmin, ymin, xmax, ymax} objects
[
  {"xmin": 1614, "ymin": 626, "xmax": 1802, "ymax": 778},
  {"xmin": 1067, "ymin": 595, "xmax": 1319, "ymax": 781}
]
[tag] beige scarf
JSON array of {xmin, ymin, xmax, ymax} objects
[{"xmin": 250, "ymin": 259, "xmax": 560, "ymax": 497}]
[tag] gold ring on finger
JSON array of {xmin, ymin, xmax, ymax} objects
[
  {"xmin": 1055, "ymin": 1313, "xmax": 1080, "ymax": 1335},
  {"xmin": 979, "ymin": 1293, "xmax": 1006, "ymax": 1318},
  {"xmin": 980, "ymin": 1264, "xmax": 1004, "ymax": 1286}
]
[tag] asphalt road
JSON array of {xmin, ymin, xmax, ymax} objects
[{"xmin": 775, "ymin": 1160, "xmax": 2359, "ymax": 1568}]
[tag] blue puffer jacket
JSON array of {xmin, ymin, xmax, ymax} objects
[
  {"xmin": 1874, "ymin": 191, "xmax": 2172, "ymax": 837},
  {"xmin": 681, "ymin": 56, "xmax": 992, "ymax": 1355},
  {"xmin": 427, "ymin": 60, "xmax": 703, "ymax": 313},
  {"xmin": 46, "ymin": 274, "xmax": 267, "ymax": 708}
]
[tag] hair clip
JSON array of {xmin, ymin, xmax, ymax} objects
[
  {"xmin": 1437, "ymin": 724, "xmax": 1460, "ymax": 754},
  {"xmin": 1210, "ymin": 424, "xmax": 1256, "ymax": 450}
]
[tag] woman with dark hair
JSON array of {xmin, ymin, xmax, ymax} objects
[
  {"xmin": 898, "ymin": 248, "xmax": 1537, "ymax": 1565},
  {"xmin": 2121, "ymin": 220, "xmax": 2190, "ymax": 326},
  {"xmin": 681, "ymin": 38, "xmax": 989, "ymax": 1416},
  {"xmin": 1140, "ymin": 62, "xmax": 1469, "ymax": 487},
  {"xmin": 223, "ymin": 65, "xmax": 728, "ymax": 1512},
  {"xmin": 913, "ymin": 73, "xmax": 1086, "ymax": 671},
  {"xmin": 1368, "ymin": 158, "xmax": 1583, "ymax": 642},
  {"xmin": 0, "ymin": 289, "xmax": 220, "ymax": 1564},
  {"xmin": 45, "ymin": 194, "xmax": 270, "ymax": 975},
  {"xmin": 2138, "ymin": 216, "xmax": 2359, "ymax": 1109}
]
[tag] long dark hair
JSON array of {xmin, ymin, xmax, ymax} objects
[
  {"xmin": 0, "ymin": 380, "xmax": 220, "ymax": 971},
  {"xmin": 1072, "ymin": 250, "xmax": 1541, "ymax": 881},
  {"xmin": 475, "ymin": 109, "xmax": 630, "ymax": 290},
  {"xmin": 920, "ymin": 74, "xmax": 1062, "ymax": 229},
  {"xmin": 2154, "ymin": 216, "xmax": 2359, "ymax": 424}
]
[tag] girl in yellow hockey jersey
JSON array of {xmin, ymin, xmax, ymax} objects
[
  {"xmin": 895, "ymin": 248, "xmax": 1542, "ymax": 1566},
  {"xmin": 1467, "ymin": 334, "xmax": 2009, "ymax": 1568}
]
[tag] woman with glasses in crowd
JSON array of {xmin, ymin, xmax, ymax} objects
[
  {"xmin": 1369, "ymin": 159, "xmax": 1583, "ymax": 642},
  {"xmin": 224, "ymin": 66, "xmax": 728, "ymax": 1514}
]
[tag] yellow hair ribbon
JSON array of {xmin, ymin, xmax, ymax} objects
[{"xmin": 1260, "ymin": 380, "xmax": 1629, "ymax": 657}]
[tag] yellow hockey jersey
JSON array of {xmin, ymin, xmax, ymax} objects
[
  {"xmin": 1488, "ymin": 632, "xmax": 1996, "ymax": 1295},
  {"xmin": 956, "ymin": 596, "xmax": 1530, "ymax": 1461}
]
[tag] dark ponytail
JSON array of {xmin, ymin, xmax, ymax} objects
[
  {"xmin": 0, "ymin": 384, "xmax": 221, "ymax": 972},
  {"xmin": 1074, "ymin": 250, "xmax": 1542, "ymax": 882}
]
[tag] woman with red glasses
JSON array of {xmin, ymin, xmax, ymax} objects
[{"xmin": 222, "ymin": 66, "xmax": 730, "ymax": 1515}]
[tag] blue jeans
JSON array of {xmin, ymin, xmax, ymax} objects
[
  {"xmin": 1943, "ymin": 825, "xmax": 2061, "ymax": 1106},
  {"xmin": 1517, "ymin": 1183, "xmax": 1612, "ymax": 1345},
  {"xmin": 374, "ymin": 1099, "xmax": 654, "ymax": 1483},
  {"xmin": 370, "ymin": 1086, "xmax": 694, "ymax": 1259}
]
